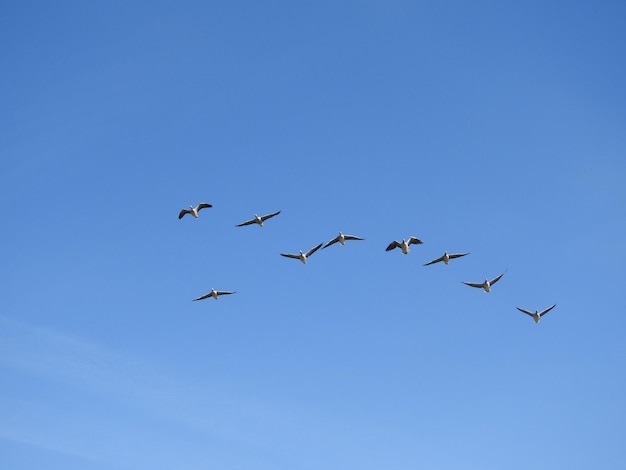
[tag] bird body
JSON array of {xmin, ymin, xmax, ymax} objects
[
  {"xmin": 424, "ymin": 251, "xmax": 469, "ymax": 266},
  {"xmin": 516, "ymin": 304, "xmax": 557, "ymax": 323},
  {"xmin": 193, "ymin": 288, "xmax": 236, "ymax": 301},
  {"xmin": 386, "ymin": 236, "xmax": 423, "ymax": 254},
  {"xmin": 179, "ymin": 203, "xmax": 213, "ymax": 219},
  {"xmin": 236, "ymin": 210, "xmax": 281, "ymax": 227},
  {"xmin": 281, "ymin": 243, "xmax": 323, "ymax": 264},
  {"xmin": 462, "ymin": 272, "xmax": 505, "ymax": 292},
  {"xmin": 323, "ymin": 232, "xmax": 364, "ymax": 249}
]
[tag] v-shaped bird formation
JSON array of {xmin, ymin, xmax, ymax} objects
[{"xmin": 178, "ymin": 202, "xmax": 557, "ymax": 323}]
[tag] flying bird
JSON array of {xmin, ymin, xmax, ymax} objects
[
  {"xmin": 281, "ymin": 243, "xmax": 324, "ymax": 264},
  {"xmin": 424, "ymin": 251, "xmax": 469, "ymax": 266},
  {"xmin": 193, "ymin": 288, "xmax": 236, "ymax": 301},
  {"xmin": 462, "ymin": 272, "xmax": 505, "ymax": 292},
  {"xmin": 236, "ymin": 210, "xmax": 281, "ymax": 227},
  {"xmin": 323, "ymin": 232, "xmax": 364, "ymax": 249},
  {"xmin": 179, "ymin": 203, "xmax": 213, "ymax": 219},
  {"xmin": 386, "ymin": 237, "xmax": 423, "ymax": 254},
  {"xmin": 516, "ymin": 304, "xmax": 557, "ymax": 323}
]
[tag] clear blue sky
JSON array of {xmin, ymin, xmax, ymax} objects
[{"xmin": 2, "ymin": 1, "xmax": 625, "ymax": 469}]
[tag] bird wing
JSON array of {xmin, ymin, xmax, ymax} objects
[
  {"xmin": 197, "ymin": 203, "xmax": 213, "ymax": 211},
  {"xmin": 408, "ymin": 236, "xmax": 423, "ymax": 245},
  {"xmin": 490, "ymin": 272, "xmax": 505, "ymax": 285},
  {"xmin": 261, "ymin": 210, "xmax": 281, "ymax": 221},
  {"xmin": 306, "ymin": 243, "xmax": 323, "ymax": 257},
  {"xmin": 449, "ymin": 252, "xmax": 469, "ymax": 259},
  {"xmin": 178, "ymin": 209, "xmax": 191, "ymax": 219},
  {"xmin": 193, "ymin": 293, "xmax": 212, "ymax": 301},
  {"xmin": 462, "ymin": 281, "xmax": 483, "ymax": 288},
  {"xmin": 386, "ymin": 241, "xmax": 400, "ymax": 251},
  {"xmin": 216, "ymin": 290, "xmax": 236, "ymax": 296},
  {"xmin": 236, "ymin": 218, "xmax": 256, "ymax": 227},
  {"xmin": 281, "ymin": 253, "xmax": 300, "ymax": 259},
  {"xmin": 423, "ymin": 255, "xmax": 444, "ymax": 266},
  {"xmin": 539, "ymin": 304, "xmax": 557, "ymax": 317},
  {"xmin": 344, "ymin": 234, "xmax": 364, "ymax": 241},
  {"xmin": 516, "ymin": 307, "xmax": 534, "ymax": 317},
  {"xmin": 323, "ymin": 236, "xmax": 340, "ymax": 249}
]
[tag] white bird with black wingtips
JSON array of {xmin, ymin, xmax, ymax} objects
[
  {"xmin": 193, "ymin": 288, "xmax": 236, "ymax": 301},
  {"xmin": 386, "ymin": 236, "xmax": 423, "ymax": 254},
  {"xmin": 462, "ymin": 272, "xmax": 505, "ymax": 292},
  {"xmin": 323, "ymin": 232, "xmax": 364, "ymax": 249},
  {"xmin": 179, "ymin": 203, "xmax": 213, "ymax": 219},
  {"xmin": 424, "ymin": 251, "xmax": 469, "ymax": 266},
  {"xmin": 516, "ymin": 304, "xmax": 557, "ymax": 323},
  {"xmin": 281, "ymin": 243, "xmax": 324, "ymax": 264},
  {"xmin": 236, "ymin": 210, "xmax": 281, "ymax": 227}
]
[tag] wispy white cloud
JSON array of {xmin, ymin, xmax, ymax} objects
[
  {"xmin": 0, "ymin": 316, "xmax": 424, "ymax": 469},
  {"xmin": 0, "ymin": 402, "xmax": 136, "ymax": 470}
]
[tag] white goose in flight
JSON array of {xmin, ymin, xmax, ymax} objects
[
  {"xmin": 424, "ymin": 251, "xmax": 469, "ymax": 266},
  {"xmin": 516, "ymin": 304, "xmax": 557, "ymax": 323},
  {"xmin": 323, "ymin": 232, "xmax": 364, "ymax": 249},
  {"xmin": 462, "ymin": 272, "xmax": 505, "ymax": 292},
  {"xmin": 281, "ymin": 243, "xmax": 323, "ymax": 264},
  {"xmin": 179, "ymin": 203, "xmax": 213, "ymax": 219},
  {"xmin": 236, "ymin": 210, "xmax": 281, "ymax": 227},
  {"xmin": 193, "ymin": 288, "xmax": 236, "ymax": 301},
  {"xmin": 386, "ymin": 236, "xmax": 423, "ymax": 254}
]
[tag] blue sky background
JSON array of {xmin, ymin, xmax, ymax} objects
[{"xmin": 2, "ymin": 1, "xmax": 625, "ymax": 468}]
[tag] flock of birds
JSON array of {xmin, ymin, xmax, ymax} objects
[{"xmin": 178, "ymin": 202, "xmax": 557, "ymax": 324}]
